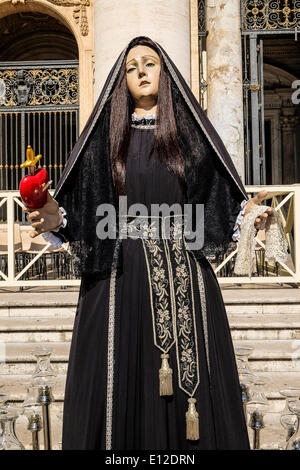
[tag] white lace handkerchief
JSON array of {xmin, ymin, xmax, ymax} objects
[{"xmin": 233, "ymin": 204, "xmax": 289, "ymax": 277}]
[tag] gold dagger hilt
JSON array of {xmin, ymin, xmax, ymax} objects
[{"xmin": 20, "ymin": 145, "xmax": 42, "ymax": 175}]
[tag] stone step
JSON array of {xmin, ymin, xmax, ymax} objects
[
  {"xmin": 9, "ymin": 405, "xmax": 283, "ymax": 450},
  {"xmin": 226, "ymin": 304, "xmax": 300, "ymax": 315},
  {"xmin": 0, "ymin": 291, "xmax": 78, "ymax": 318},
  {"xmin": 228, "ymin": 314, "xmax": 300, "ymax": 328},
  {"xmin": 4, "ymin": 358, "xmax": 297, "ymax": 374},
  {"xmin": 232, "ymin": 331, "xmax": 299, "ymax": 340},
  {"xmin": 1, "ymin": 368, "xmax": 298, "ymax": 451},
  {"xmin": 0, "ymin": 288, "xmax": 299, "ymax": 307},
  {"xmin": 251, "ymin": 371, "xmax": 300, "ymax": 399},
  {"xmin": 221, "ymin": 288, "xmax": 300, "ymax": 304},
  {"xmin": 0, "ymin": 374, "xmax": 66, "ymax": 401},
  {"xmin": 243, "ymin": 361, "xmax": 300, "ymax": 372},
  {"xmin": 0, "ymin": 306, "xmax": 77, "ymax": 318},
  {"xmin": 2, "ymin": 314, "xmax": 300, "ymax": 342},
  {"xmin": 0, "ymin": 317, "xmax": 74, "ymax": 342},
  {"xmin": 1, "ymin": 371, "xmax": 299, "ymax": 401},
  {"xmin": 1, "ymin": 339, "xmax": 300, "ymax": 375},
  {"xmin": 228, "ymin": 314, "xmax": 300, "ymax": 340},
  {"xmin": 0, "ymin": 288, "xmax": 299, "ymax": 318},
  {"xmin": 1, "ymin": 342, "xmax": 70, "ymax": 374},
  {"xmin": 0, "ymin": 286, "xmax": 299, "ymax": 450},
  {"xmin": 2, "ymin": 341, "xmax": 70, "ymax": 362},
  {"xmin": 1, "ymin": 363, "xmax": 68, "ymax": 375},
  {"xmin": 233, "ymin": 339, "xmax": 300, "ymax": 372},
  {"xmin": 5, "ymin": 302, "xmax": 298, "ymax": 318},
  {"xmin": 1, "ymin": 339, "xmax": 299, "ymax": 362},
  {"xmin": 0, "ymin": 317, "xmax": 75, "ymax": 331},
  {"xmin": 232, "ymin": 339, "xmax": 300, "ymax": 360},
  {"xmin": 2, "ymin": 406, "xmax": 285, "ymax": 450},
  {"xmin": 0, "ymin": 290, "xmax": 79, "ymax": 307},
  {"xmin": 3, "ymin": 371, "xmax": 297, "ymax": 451},
  {"xmin": 1, "ymin": 338, "xmax": 299, "ymax": 363}
]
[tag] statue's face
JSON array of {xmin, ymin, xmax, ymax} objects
[{"xmin": 126, "ymin": 45, "xmax": 161, "ymax": 106}]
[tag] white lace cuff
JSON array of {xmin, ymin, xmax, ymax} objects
[
  {"xmin": 42, "ymin": 206, "xmax": 67, "ymax": 247},
  {"xmin": 234, "ymin": 204, "xmax": 288, "ymax": 277},
  {"xmin": 52, "ymin": 206, "xmax": 67, "ymax": 232},
  {"xmin": 232, "ymin": 199, "xmax": 248, "ymax": 242},
  {"xmin": 42, "ymin": 231, "xmax": 63, "ymax": 248}
]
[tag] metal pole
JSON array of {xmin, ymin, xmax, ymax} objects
[
  {"xmin": 42, "ymin": 404, "xmax": 51, "ymax": 450},
  {"xmin": 249, "ymin": 33, "xmax": 261, "ymax": 184},
  {"xmin": 38, "ymin": 385, "xmax": 53, "ymax": 450},
  {"xmin": 249, "ymin": 410, "xmax": 264, "ymax": 450},
  {"xmin": 28, "ymin": 414, "xmax": 43, "ymax": 451},
  {"xmin": 253, "ymin": 427, "xmax": 260, "ymax": 450},
  {"xmin": 259, "ymin": 38, "xmax": 266, "ymax": 185}
]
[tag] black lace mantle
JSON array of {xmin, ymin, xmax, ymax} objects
[{"xmin": 52, "ymin": 36, "xmax": 249, "ymax": 279}]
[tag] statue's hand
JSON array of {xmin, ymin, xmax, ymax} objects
[
  {"xmin": 22, "ymin": 183, "xmax": 63, "ymax": 238},
  {"xmin": 244, "ymin": 189, "xmax": 273, "ymax": 231}
]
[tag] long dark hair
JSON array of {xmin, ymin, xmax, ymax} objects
[{"xmin": 109, "ymin": 36, "xmax": 186, "ymax": 196}]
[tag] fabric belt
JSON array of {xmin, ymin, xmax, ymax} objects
[{"xmin": 118, "ymin": 213, "xmax": 186, "ymax": 241}]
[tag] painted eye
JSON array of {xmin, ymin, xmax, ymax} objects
[
  {"xmin": 146, "ymin": 63, "xmax": 155, "ymax": 67},
  {"xmin": 127, "ymin": 67, "xmax": 135, "ymax": 73}
]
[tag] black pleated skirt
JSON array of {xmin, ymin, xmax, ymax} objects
[{"xmin": 62, "ymin": 238, "xmax": 250, "ymax": 450}]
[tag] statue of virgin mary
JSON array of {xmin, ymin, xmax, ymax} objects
[{"xmin": 39, "ymin": 36, "xmax": 253, "ymax": 450}]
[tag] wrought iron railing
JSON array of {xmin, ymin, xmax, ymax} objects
[
  {"xmin": 0, "ymin": 61, "xmax": 79, "ymax": 108},
  {"xmin": 0, "ymin": 186, "xmax": 299, "ymax": 288},
  {"xmin": 0, "ymin": 190, "xmax": 80, "ymax": 287},
  {"xmin": 241, "ymin": 0, "xmax": 300, "ymax": 34}
]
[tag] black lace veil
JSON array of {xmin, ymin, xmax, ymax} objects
[{"xmin": 52, "ymin": 36, "xmax": 249, "ymax": 279}]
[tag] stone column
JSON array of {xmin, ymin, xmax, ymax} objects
[
  {"xmin": 206, "ymin": 0, "xmax": 245, "ymax": 181},
  {"xmin": 94, "ymin": 0, "xmax": 191, "ymax": 101},
  {"xmin": 280, "ymin": 113, "xmax": 299, "ymax": 184}
]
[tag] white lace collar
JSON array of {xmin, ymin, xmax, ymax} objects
[
  {"xmin": 131, "ymin": 112, "xmax": 156, "ymax": 129},
  {"xmin": 131, "ymin": 112, "xmax": 156, "ymax": 121}
]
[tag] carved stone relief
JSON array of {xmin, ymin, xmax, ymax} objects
[{"xmin": 11, "ymin": 0, "xmax": 90, "ymax": 36}]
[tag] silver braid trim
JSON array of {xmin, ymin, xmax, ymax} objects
[{"xmin": 105, "ymin": 238, "xmax": 122, "ymax": 450}]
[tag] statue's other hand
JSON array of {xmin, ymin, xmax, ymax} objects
[{"xmin": 244, "ymin": 189, "xmax": 273, "ymax": 231}]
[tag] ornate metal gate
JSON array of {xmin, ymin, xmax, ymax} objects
[
  {"xmin": 0, "ymin": 60, "xmax": 79, "ymax": 219},
  {"xmin": 241, "ymin": 0, "xmax": 300, "ymax": 184}
]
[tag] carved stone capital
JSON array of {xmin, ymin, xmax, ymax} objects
[
  {"xmin": 280, "ymin": 114, "xmax": 299, "ymax": 132},
  {"xmin": 46, "ymin": 0, "xmax": 90, "ymax": 36}
]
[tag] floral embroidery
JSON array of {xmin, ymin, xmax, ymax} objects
[
  {"xmin": 121, "ymin": 214, "xmax": 200, "ymax": 398},
  {"xmin": 165, "ymin": 219, "xmax": 200, "ymax": 397},
  {"xmin": 141, "ymin": 222, "xmax": 175, "ymax": 353}
]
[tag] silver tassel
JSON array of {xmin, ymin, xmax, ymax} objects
[
  {"xmin": 159, "ymin": 353, "xmax": 173, "ymax": 396},
  {"xmin": 186, "ymin": 397, "xmax": 199, "ymax": 440}
]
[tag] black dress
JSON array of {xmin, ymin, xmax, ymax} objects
[{"xmin": 61, "ymin": 116, "xmax": 250, "ymax": 450}]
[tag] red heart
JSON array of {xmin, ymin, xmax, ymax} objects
[{"xmin": 20, "ymin": 169, "xmax": 49, "ymax": 209}]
